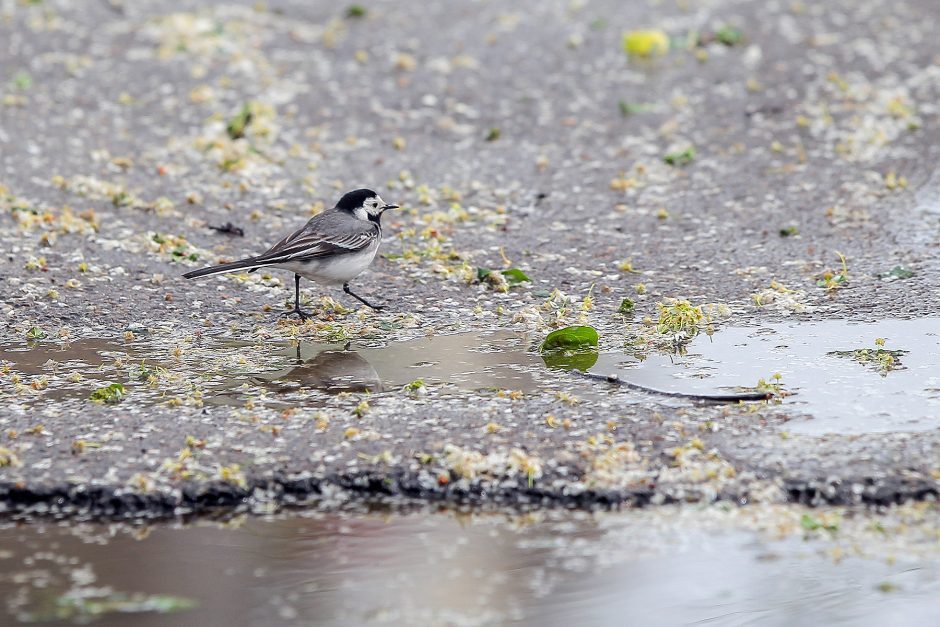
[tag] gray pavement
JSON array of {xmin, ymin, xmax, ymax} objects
[{"xmin": 1, "ymin": 0, "xmax": 939, "ymax": 518}]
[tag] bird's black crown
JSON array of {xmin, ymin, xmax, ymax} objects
[{"xmin": 336, "ymin": 188, "xmax": 378, "ymax": 210}]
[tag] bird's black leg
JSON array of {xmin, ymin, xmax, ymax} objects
[
  {"xmin": 343, "ymin": 282, "xmax": 385, "ymax": 311},
  {"xmin": 280, "ymin": 273, "xmax": 310, "ymax": 321}
]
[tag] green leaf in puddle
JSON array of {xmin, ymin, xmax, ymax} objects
[
  {"xmin": 26, "ymin": 326, "xmax": 47, "ymax": 340},
  {"xmin": 90, "ymin": 382, "xmax": 126, "ymax": 404},
  {"xmin": 541, "ymin": 326, "xmax": 599, "ymax": 352},
  {"xmin": 540, "ymin": 326, "xmax": 600, "ymax": 371},
  {"xmin": 542, "ymin": 349, "xmax": 599, "ymax": 372}
]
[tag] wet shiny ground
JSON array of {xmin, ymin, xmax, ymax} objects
[
  {"xmin": 598, "ymin": 317, "xmax": 940, "ymax": 434},
  {"xmin": 2, "ymin": 318, "xmax": 938, "ymax": 434},
  {"xmin": 2, "ymin": 505, "xmax": 940, "ymax": 625}
]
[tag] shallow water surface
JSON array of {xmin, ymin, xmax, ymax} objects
[
  {"xmin": 595, "ymin": 318, "xmax": 940, "ymax": 434},
  {"xmin": 1, "ymin": 507, "xmax": 939, "ymax": 626},
  {"xmin": 2, "ymin": 318, "xmax": 937, "ymax": 434}
]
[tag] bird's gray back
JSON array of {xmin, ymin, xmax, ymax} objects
[
  {"xmin": 254, "ymin": 209, "xmax": 379, "ymax": 264},
  {"xmin": 302, "ymin": 209, "xmax": 379, "ymax": 239}
]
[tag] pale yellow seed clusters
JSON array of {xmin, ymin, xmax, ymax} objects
[
  {"xmin": 884, "ymin": 171, "xmax": 907, "ymax": 190},
  {"xmin": 218, "ymin": 464, "xmax": 247, "ymax": 489},
  {"xmin": 441, "ymin": 444, "xmax": 543, "ymax": 486},
  {"xmin": 655, "ymin": 299, "xmax": 705, "ymax": 336}
]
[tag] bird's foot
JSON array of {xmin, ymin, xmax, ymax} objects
[
  {"xmin": 279, "ymin": 307, "xmax": 311, "ymax": 322},
  {"xmin": 343, "ymin": 283, "xmax": 386, "ymax": 311}
]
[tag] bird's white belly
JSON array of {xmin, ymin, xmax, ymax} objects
[{"xmin": 274, "ymin": 245, "xmax": 378, "ymax": 285}]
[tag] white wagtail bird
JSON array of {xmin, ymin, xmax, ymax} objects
[{"xmin": 183, "ymin": 189, "xmax": 398, "ymax": 319}]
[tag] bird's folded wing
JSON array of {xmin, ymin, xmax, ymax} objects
[{"xmin": 253, "ymin": 229, "xmax": 377, "ymax": 264}]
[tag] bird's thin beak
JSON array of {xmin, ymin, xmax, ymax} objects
[{"xmin": 382, "ymin": 204, "xmax": 399, "ymax": 210}]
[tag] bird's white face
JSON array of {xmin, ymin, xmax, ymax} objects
[
  {"xmin": 365, "ymin": 195, "xmax": 385, "ymax": 217},
  {"xmin": 354, "ymin": 195, "xmax": 388, "ymax": 220}
]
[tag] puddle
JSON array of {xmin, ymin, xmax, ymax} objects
[
  {"xmin": 1, "ymin": 507, "xmax": 939, "ymax": 625},
  {"xmin": 251, "ymin": 331, "xmax": 543, "ymax": 394},
  {"xmin": 2, "ymin": 319, "xmax": 938, "ymax": 434},
  {"xmin": 593, "ymin": 318, "xmax": 940, "ymax": 435},
  {"xmin": 0, "ymin": 331, "xmax": 548, "ymax": 408}
]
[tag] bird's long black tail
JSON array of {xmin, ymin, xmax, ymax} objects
[{"xmin": 182, "ymin": 257, "xmax": 266, "ymax": 279}]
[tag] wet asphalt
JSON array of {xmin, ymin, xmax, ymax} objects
[{"xmin": 1, "ymin": 0, "xmax": 939, "ymax": 518}]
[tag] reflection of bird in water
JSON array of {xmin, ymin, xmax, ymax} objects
[{"xmin": 256, "ymin": 346, "xmax": 383, "ymax": 394}]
